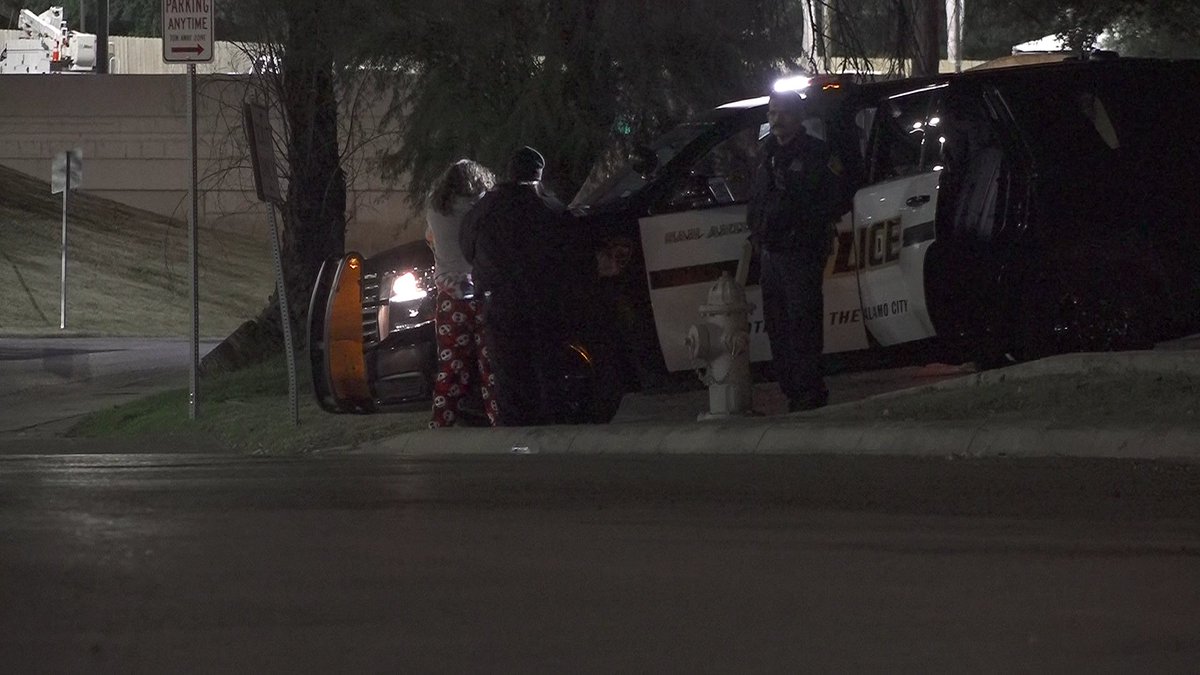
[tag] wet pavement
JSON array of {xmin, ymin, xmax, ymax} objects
[{"xmin": 2, "ymin": 452, "xmax": 1199, "ymax": 671}]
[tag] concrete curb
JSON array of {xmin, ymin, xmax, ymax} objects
[
  {"xmin": 838, "ymin": 350, "xmax": 1200, "ymax": 409},
  {"xmin": 357, "ymin": 350, "xmax": 1200, "ymax": 460},
  {"xmin": 357, "ymin": 419, "xmax": 1200, "ymax": 461}
]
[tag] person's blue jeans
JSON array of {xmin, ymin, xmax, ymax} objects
[{"xmin": 760, "ymin": 248, "xmax": 827, "ymax": 407}]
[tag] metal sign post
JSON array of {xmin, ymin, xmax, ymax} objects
[
  {"xmin": 187, "ymin": 63, "xmax": 199, "ymax": 420},
  {"xmin": 163, "ymin": 1, "xmax": 212, "ymax": 420},
  {"xmin": 243, "ymin": 102, "xmax": 298, "ymax": 427},
  {"xmin": 51, "ymin": 148, "xmax": 83, "ymax": 330}
]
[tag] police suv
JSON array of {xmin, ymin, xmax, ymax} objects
[{"xmin": 309, "ymin": 58, "xmax": 1200, "ymax": 420}]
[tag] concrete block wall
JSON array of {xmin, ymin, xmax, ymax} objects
[
  {"xmin": 0, "ymin": 71, "xmax": 423, "ymax": 256},
  {"xmin": 2, "ymin": 30, "xmax": 1003, "ymax": 257}
]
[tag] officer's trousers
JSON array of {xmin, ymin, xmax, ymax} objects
[{"xmin": 760, "ymin": 248, "xmax": 827, "ymax": 407}]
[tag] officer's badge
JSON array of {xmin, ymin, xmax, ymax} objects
[{"xmin": 827, "ymin": 156, "xmax": 845, "ymax": 176}]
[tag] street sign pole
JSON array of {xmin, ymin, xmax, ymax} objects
[
  {"xmin": 243, "ymin": 102, "xmax": 298, "ymax": 427},
  {"xmin": 188, "ymin": 62, "xmax": 199, "ymax": 420},
  {"xmin": 162, "ymin": 0, "xmax": 213, "ymax": 420},
  {"xmin": 60, "ymin": 153, "xmax": 69, "ymax": 330},
  {"xmin": 267, "ymin": 204, "xmax": 298, "ymax": 426},
  {"xmin": 52, "ymin": 148, "xmax": 82, "ymax": 330}
]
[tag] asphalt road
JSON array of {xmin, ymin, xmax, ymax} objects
[{"xmin": 3, "ymin": 452, "xmax": 1199, "ymax": 672}]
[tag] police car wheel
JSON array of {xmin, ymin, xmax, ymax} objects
[{"xmin": 550, "ymin": 344, "xmax": 625, "ymax": 425}]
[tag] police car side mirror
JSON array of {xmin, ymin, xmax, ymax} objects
[{"xmin": 629, "ymin": 145, "xmax": 658, "ymax": 178}]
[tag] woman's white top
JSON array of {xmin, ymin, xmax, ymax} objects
[{"xmin": 424, "ymin": 194, "xmax": 478, "ymax": 295}]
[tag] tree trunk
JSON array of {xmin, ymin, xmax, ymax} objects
[
  {"xmin": 279, "ymin": 0, "xmax": 346, "ymax": 341},
  {"xmin": 201, "ymin": 0, "xmax": 346, "ymax": 375},
  {"xmin": 911, "ymin": 0, "xmax": 941, "ymax": 76}
]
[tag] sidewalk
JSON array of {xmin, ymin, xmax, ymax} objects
[
  {"xmin": 358, "ymin": 346, "xmax": 1200, "ymax": 461},
  {"xmin": 0, "ymin": 337, "xmax": 221, "ymax": 447}
]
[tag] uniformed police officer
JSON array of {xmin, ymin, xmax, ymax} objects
[{"xmin": 747, "ymin": 89, "xmax": 851, "ymax": 412}]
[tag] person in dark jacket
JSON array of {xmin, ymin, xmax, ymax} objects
[
  {"xmin": 459, "ymin": 146, "xmax": 569, "ymax": 426},
  {"xmin": 747, "ymin": 89, "xmax": 851, "ymax": 412}
]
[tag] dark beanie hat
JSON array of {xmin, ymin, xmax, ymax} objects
[
  {"xmin": 508, "ymin": 146, "xmax": 545, "ymax": 182},
  {"xmin": 769, "ymin": 88, "xmax": 807, "ymax": 110}
]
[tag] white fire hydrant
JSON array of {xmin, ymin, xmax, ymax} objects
[{"xmin": 685, "ymin": 270, "xmax": 755, "ymax": 420}]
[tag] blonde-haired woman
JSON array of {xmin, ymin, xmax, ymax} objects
[{"xmin": 425, "ymin": 159, "xmax": 499, "ymax": 427}]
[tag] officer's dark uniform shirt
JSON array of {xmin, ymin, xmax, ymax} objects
[{"xmin": 747, "ymin": 132, "xmax": 850, "ymax": 255}]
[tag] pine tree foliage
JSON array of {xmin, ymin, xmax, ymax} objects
[
  {"xmin": 378, "ymin": 0, "xmax": 1199, "ymax": 204},
  {"xmin": 376, "ymin": 0, "xmax": 810, "ymax": 203}
]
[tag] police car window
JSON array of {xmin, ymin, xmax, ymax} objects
[
  {"xmin": 573, "ymin": 123, "xmax": 713, "ymax": 210},
  {"xmin": 869, "ymin": 89, "xmax": 941, "ymax": 183},
  {"xmin": 660, "ymin": 123, "xmax": 762, "ymax": 212},
  {"xmin": 855, "ymin": 107, "xmax": 878, "ymax": 158},
  {"xmin": 998, "ymin": 81, "xmax": 1121, "ymax": 162},
  {"xmin": 942, "ymin": 93, "xmax": 1006, "ymax": 242},
  {"xmin": 923, "ymin": 100, "xmax": 946, "ymax": 171}
]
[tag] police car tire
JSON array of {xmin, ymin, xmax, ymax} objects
[
  {"xmin": 574, "ymin": 351, "xmax": 624, "ymax": 424},
  {"xmin": 549, "ymin": 343, "xmax": 625, "ymax": 425},
  {"xmin": 587, "ymin": 356, "xmax": 626, "ymax": 423}
]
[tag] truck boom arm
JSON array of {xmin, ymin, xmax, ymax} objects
[{"xmin": 19, "ymin": 7, "xmax": 66, "ymax": 42}]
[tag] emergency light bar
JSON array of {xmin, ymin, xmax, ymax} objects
[{"xmin": 772, "ymin": 75, "xmax": 811, "ymax": 93}]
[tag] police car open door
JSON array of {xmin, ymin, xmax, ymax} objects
[
  {"xmin": 636, "ymin": 119, "xmax": 768, "ymax": 372},
  {"xmin": 638, "ymin": 115, "xmax": 868, "ymax": 372},
  {"xmin": 851, "ymin": 84, "xmax": 946, "ymax": 346}
]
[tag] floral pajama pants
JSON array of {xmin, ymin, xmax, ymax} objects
[{"xmin": 430, "ymin": 293, "xmax": 499, "ymax": 428}]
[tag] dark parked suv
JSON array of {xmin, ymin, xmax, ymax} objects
[{"xmin": 309, "ymin": 58, "xmax": 1200, "ymax": 420}]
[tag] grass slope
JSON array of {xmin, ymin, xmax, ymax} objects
[
  {"xmin": 68, "ymin": 356, "xmax": 430, "ymax": 454},
  {"xmin": 1, "ymin": 164, "xmax": 427, "ymax": 453},
  {"xmin": 0, "ymin": 164, "xmax": 273, "ymax": 336}
]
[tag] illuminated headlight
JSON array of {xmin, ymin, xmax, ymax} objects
[
  {"xmin": 390, "ymin": 271, "xmax": 428, "ymax": 302},
  {"xmin": 378, "ymin": 268, "xmax": 434, "ymax": 338}
]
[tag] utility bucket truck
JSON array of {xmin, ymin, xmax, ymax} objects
[{"xmin": 0, "ymin": 6, "xmax": 96, "ymax": 74}]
